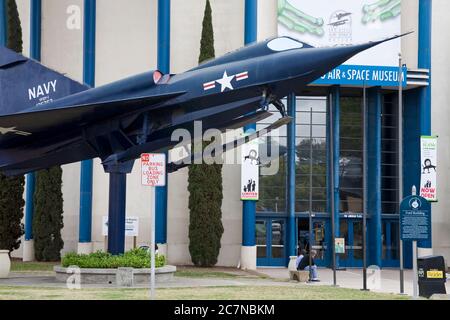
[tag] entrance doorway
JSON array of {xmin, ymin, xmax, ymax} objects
[
  {"xmin": 339, "ymin": 219, "xmax": 364, "ymax": 268},
  {"xmin": 256, "ymin": 218, "xmax": 286, "ymax": 266},
  {"xmin": 297, "ymin": 218, "xmax": 329, "ymax": 267}
]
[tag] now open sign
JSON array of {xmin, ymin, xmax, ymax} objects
[{"xmin": 141, "ymin": 153, "xmax": 166, "ymax": 187}]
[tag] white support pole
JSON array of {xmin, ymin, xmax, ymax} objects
[
  {"xmin": 150, "ymin": 185, "xmax": 156, "ymax": 300},
  {"xmin": 412, "ymin": 240, "xmax": 419, "ymax": 298}
]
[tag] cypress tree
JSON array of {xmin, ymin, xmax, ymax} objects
[
  {"xmin": 33, "ymin": 167, "xmax": 64, "ymax": 261},
  {"xmin": 0, "ymin": 0, "xmax": 25, "ymax": 253},
  {"xmin": 188, "ymin": 0, "xmax": 224, "ymax": 267}
]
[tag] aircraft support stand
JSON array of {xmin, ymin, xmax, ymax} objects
[{"xmin": 105, "ymin": 161, "xmax": 135, "ymax": 255}]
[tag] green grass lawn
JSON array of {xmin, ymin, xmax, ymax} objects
[
  {"xmin": 0, "ymin": 285, "xmax": 409, "ymax": 300},
  {"xmin": 10, "ymin": 260, "xmax": 57, "ymax": 272}
]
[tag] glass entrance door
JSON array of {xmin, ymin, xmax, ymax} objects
[
  {"xmin": 382, "ymin": 219, "xmax": 400, "ymax": 267},
  {"xmin": 297, "ymin": 218, "xmax": 330, "ymax": 267},
  {"xmin": 339, "ymin": 219, "xmax": 364, "ymax": 268},
  {"xmin": 256, "ymin": 218, "xmax": 286, "ymax": 266}
]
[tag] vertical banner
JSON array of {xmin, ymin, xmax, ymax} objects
[
  {"xmin": 420, "ymin": 136, "xmax": 438, "ymax": 202},
  {"xmin": 241, "ymin": 140, "xmax": 259, "ymax": 201}
]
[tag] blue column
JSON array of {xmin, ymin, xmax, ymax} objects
[
  {"xmin": 417, "ymin": 0, "xmax": 432, "ymax": 249},
  {"xmin": 330, "ymin": 86, "xmax": 340, "ymax": 266},
  {"xmin": 155, "ymin": 0, "xmax": 170, "ymax": 245},
  {"xmin": 108, "ymin": 173, "xmax": 127, "ymax": 255},
  {"xmin": 242, "ymin": 0, "xmax": 258, "ymax": 250},
  {"xmin": 0, "ymin": 0, "xmax": 6, "ymax": 46},
  {"xmin": 367, "ymin": 87, "xmax": 382, "ymax": 267},
  {"xmin": 286, "ymin": 94, "xmax": 296, "ymax": 257},
  {"xmin": 79, "ymin": 0, "xmax": 96, "ymax": 245},
  {"xmin": 24, "ymin": 0, "xmax": 42, "ymax": 242},
  {"xmin": 30, "ymin": 0, "xmax": 41, "ymax": 60}
]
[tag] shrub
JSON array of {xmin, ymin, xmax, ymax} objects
[
  {"xmin": 188, "ymin": 0, "xmax": 224, "ymax": 268},
  {"xmin": 61, "ymin": 249, "xmax": 166, "ymax": 269},
  {"xmin": 33, "ymin": 167, "xmax": 64, "ymax": 261},
  {"xmin": 0, "ymin": 0, "xmax": 25, "ymax": 253}
]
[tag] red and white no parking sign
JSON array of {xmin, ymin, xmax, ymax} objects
[{"xmin": 141, "ymin": 153, "xmax": 166, "ymax": 187}]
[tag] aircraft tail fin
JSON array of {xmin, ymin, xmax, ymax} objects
[{"xmin": 0, "ymin": 46, "xmax": 88, "ymax": 115}]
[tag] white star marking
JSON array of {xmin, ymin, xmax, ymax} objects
[
  {"xmin": 0, "ymin": 127, "xmax": 32, "ymax": 136},
  {"xmin": 216, "ymin": 71, "xmax": 235, "ymax": 92}
]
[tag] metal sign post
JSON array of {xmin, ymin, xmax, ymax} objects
[
  {"xmin": 400, "ymin": 186, "xmax": 431, "ymax": 299},
  {"xmin": 362, "ymin": 83, "xmax": 368, "ymax": 291},
  {"xmin": 141, "ymin": 153, "xmax": 167, "ymax": 300},
  {"xmin": 329, "ymin": 92, "xmax": 337, "ymax": 287},
  {"xmin": 308, "ymin": 108, "xmax": 313, "ymax": 282},
  {"xmin": 398, "ymin": 54, "xmax": 405, "ymax": 295}
]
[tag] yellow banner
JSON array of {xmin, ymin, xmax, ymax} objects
[{"xmin": 427, "ymin": 270, "xmax": 443, "ymax": 279}]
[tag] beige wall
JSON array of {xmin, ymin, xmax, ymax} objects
[
  {"xmin": 10, "ymin": 0, "xmax": 450, "ymax": 267},
  {"xmin": 401, "ymin": 0, "xmax": 419, "ymax": 69},
  {"xmin": 431, "ymin": 0, "xmax": 450, "ymax": 263}
]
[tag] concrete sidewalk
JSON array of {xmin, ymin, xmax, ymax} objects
[
  {"xmin": 256, "ymin": 267, "xmax": 450, "ymax": 296},
  {"xmin": 0, "ymin": 268, "xmax": 448, "ymax": 298}
]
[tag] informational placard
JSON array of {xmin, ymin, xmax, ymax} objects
[
  {"xmin": 335, "ymin": 238, "xmax": 345, "ymax": 254},
  {"xmin": 400, "ymin": 195, "xmax": 431, "ymax": 241},
  {"xmin": 241, "ymin": 140, "xmax": 259, "ymax": 201},
  {"xmin": 277, "ymin": 0, "xmax": 401, "ymax": 67},
  {"xmin": 102, "ymin": 216, "xmax": 139, "ymax": 237},
  {"xmin": 141, "ymin": 153, "xmax": 166, "ymax": 187},
  {"xmin": 420, "ymin": 136, "xmax": 438, "ymax": 202}
]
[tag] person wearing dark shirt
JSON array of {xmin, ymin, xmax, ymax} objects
[{"xmin": 297, "ymin": 250, "xmax": 320, "ymax": 282}]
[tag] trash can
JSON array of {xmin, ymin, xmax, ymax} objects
[{"xmin": 417, "ymin": 256, "xmax": 447, "ymax": 298}]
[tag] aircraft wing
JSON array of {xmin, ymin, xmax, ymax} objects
[{"xmin": 0, "ymin": 91, "xmax": 185, "ymax": 147}]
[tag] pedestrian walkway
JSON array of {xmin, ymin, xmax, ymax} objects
[{"xmin": 256, "ymin": 267, "xmax": 450, "ymax": 296}]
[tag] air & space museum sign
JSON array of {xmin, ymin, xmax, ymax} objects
[{"xmin": 278, "ymin": 0, "xmax": 404, "ymax": 86}]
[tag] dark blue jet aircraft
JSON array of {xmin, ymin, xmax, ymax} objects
[{"xmin": 0, "ymin": 35, "xmax": 405, "ymax": 176}]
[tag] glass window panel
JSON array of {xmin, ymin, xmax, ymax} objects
[
  {"xmin": 256, "ymin": 221, "xmax": 266, "ymax": 246},
  {"xmin": 296, "ymin": 97, "xmax": 327, "ymax": 112},
  {"xmin": 390, "ymin": 222, "xmax": 399, "ymax": 260},
  {"xmin": 272, "ymin": 220, "xmax": 285, "ymax": 258},
  {"xmin": 339, "ymin": 221, "xmax": 349, "ymax": 260}
]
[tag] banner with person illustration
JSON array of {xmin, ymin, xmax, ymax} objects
[
  {"xmin": 420, "ymin": 136, "xmax": 438, "ymax": 202},
  {"xmin": 241, "ymin": 139, "xmax": 260, "ymax": 201}
]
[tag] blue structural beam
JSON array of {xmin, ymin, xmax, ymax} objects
[
  {"xmin": 403, "ymin": 89, "xmax": 421, "ymax": 268},
  {"xmin": 417, "ymin": 0, "xmax": 432, "ymax": 249},
  {"xmin": 79, "ymin": 0, "xmax": 96, "ymax": 245},
  {"xmin": 286, "ymin": 94, "xmax": 296, "ymax": 257},
  {"xmin": 24, "ymin": 0, "xmax": 42, "ymax": 242},
  {"xmin": 155, "ymin": 0, "xmax": 170, "ymax": 245},
  {"xmin": 242, "ymin": 0, "xmax": 258, "ymax": 249},
  {"xmin": 0, "ymin": 0, "xmax": 6, "ymax": 46},
  {"xmin": 108, "ymin": 173, "xmax": 127, "ymax": 254},
  {"xmin": 367, "ymin": 87, "xmax": 382, "ymax": 267},
  {"xmin": 330, "ymin": 86, "xmax": 340, "ymax": 266}
]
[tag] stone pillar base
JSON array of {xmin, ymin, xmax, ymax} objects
[
  {"xmin": 240, "ymin": 246, "xmax": 257, "ymax": 270},
  {"xmin": 77, "ymin": 242, "xmax": 93, "ymax": 255},
  {"xmin": 23, "ymin": 240, "xmax": 35, "ymax": 262},
  {"xmin": 157, "ymin": 243, "xmax": 168, "ymax": 257}
]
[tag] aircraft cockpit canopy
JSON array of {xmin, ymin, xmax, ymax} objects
[{"xmin": 267, "ymin": 37, "xmax": 311, "ymax": 52}]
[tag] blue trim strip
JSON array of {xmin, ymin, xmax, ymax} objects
[
  {"xmin": 0, "ymin": 0, "xmax": 6, "ymax": 46},
  {"xmin": 79, "ymin": 0, "xmax": 96, "ymax": 244},
  {"xmin": 24, "ymin": 174, "xmax": 35, "ymax": 241},
  {"xmin": 155, "ymin": 0, "xmax": 171, "ymax": 244},
  {"xmin": 243, "ymin": 0, "xmax": 258, "ymax": 248},
  {"xmin": 418, "ymin": 0, "xmax": 432, "ymax": 249},
  {"xmin": 243, "ymin": 0, "xmax": 258, "ymax": 247},
  {"xmin": 367, "ymin": 87, "xmax": 382, "ymax": 266},
  {"xmin": 330, "ymin": 86, "xmax": 340, "ymax": 267},
  {"xmin": 244, "ymin": 0, "xmax": 257, "ymax": 45},
  {"xmin": 30, "ymin": 0, "xmax": 41, "ymax": 60},
  {"xmin": 286, "ymin": 93, "xmax": 296, "ymax": 257},
  {"xmin": 24, "ymin": 0, "xmax": 42, "ymax": 241}
]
